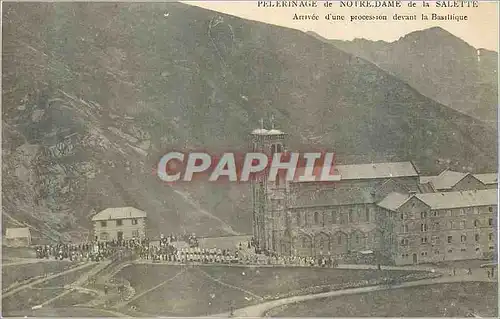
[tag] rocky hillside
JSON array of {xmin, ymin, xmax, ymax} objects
[
  {"xmin": 310, "ymin": 27, "xmax": 498, "ymax": 125},
  {"xmin": 2, "ymin": 3, "xmax": 496, "ymax": 240}
]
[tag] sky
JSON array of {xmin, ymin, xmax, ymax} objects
[{"xmin": 185, "ymin": 1, "xmax": 498, "ymax": 51}]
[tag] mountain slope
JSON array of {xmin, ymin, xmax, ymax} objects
[
  {"xmin": 308, "ymin": 28, "xmax": 498, "ymax": 125},
  {"xmin": 2, "ymin": 3, "xmax": 497, "ymax": 240}
]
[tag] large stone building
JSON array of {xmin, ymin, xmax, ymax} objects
[
  {"xmin": 250, "ymin": 127, "xmax": 497, "ymax": 265},
  {"xmin": 92, "ymin": 207, "xmax": 147, "ymax": 242}
]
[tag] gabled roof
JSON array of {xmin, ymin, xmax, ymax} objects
[
  {"xmin": 474, "ymin": 173, "xmax": 498, "ymax": 185},
  {"xmin": 292, "ymin": 161, "xmax": 418, "ymax": 183},
  {"xmin": 419, "ymin": 176, "xmax": 435, "ymax": 184},
  {"xmin": 431, "ymin": 170, "xmax": 470, "ymax": 190},
  {"xmin": 91, "ymin": 207, "xmax": 147, "ymax": 221},
  {"xmin": 5, "ymin": 227, "xmax": 31, "ymax": 239},
  {"xmin": 377, "ymin": 192, "xmax": 411, "ymax": 211},
  {"xmin": 419, "ymin": 169, "xmax": 488, "ymax": 190},
  {"xmin": 378, "ymin": 189, "xmax": 497, "ymax": 211}
]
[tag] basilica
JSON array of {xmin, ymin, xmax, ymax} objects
[{"xmin": 250, "ymin": 126, "xmax": 497, "ymax": 265}]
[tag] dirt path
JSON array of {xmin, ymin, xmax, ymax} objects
[
  {"xmin": 38, "ymin": 261, "xmax": 112, "ymax": 307},
  {"xmin": 3, "ymin": 258, "xmax": 64, "ymax": 266},
  {"xmin": 213, "ymin": 273, "xmax": 494, "ymax": 317},
  {"xmin": 2, "ymin": 262, "xmax": 96, "ymax": 298}
]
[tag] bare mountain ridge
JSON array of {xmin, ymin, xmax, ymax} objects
[
  {"xmin": 308, "ymin": 27, "xmax": 498, "ymax": 125},
  {"xmin": 2, "ymin": 3, "xmax": 496, "ymax": 240}
]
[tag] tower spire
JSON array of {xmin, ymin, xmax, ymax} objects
[
  {"xmin": 259, "ymin": 118, "xmax": 264, "ymax": 129},
  {"xmin": 270, "ymin": 114, "xmax": 275, "ymax": 129}
]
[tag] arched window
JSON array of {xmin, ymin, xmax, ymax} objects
[
  {"xmin": 302, "ymin": 237, "xmax": 308, "ymax": 247},
  {"xmin": 331, "ymin": 210, "xmax": 337, "ymax": 224},
  {"xmin": 365, "ymin": 206, "xmax": 370, "ymax": 222},
  {"xmin": 296, "ymin": 213, "xmax": 301, "ymax": 226},
  {"xmin": 474, "ymin": 220, "xmax": 479, "ymax": 227},
  {"xmin": 314, "ymin": 212, "xmax": 319, "ymax": 224},
  {"xmin": 337, "ymin": 234, "xmax": 343, "ymax": 245},
  {"xmin": 348, "ymin": 209, "xmax": 353, "ymax": 223}
]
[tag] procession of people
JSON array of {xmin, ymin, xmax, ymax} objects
[{"xmin": 32, "ymin": 234, "xmax": 343, "ymax": 269}]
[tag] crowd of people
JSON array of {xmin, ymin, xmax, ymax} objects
[
  {"xmin": 32, "ymin": 235, "xmax": 347, "ymax": 268},
  {"xmin": 34, "ymin": 238, "xmax": 151, "ymax": 262}
]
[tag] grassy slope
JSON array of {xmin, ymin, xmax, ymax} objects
[{"xmin": 268, "ymin": 282, "xmax": 498, "ymax": 317}]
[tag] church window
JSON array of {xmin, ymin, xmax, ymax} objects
[
  {"xmin": 331, "ymin": 210, "xmax": 337, "ymax": 224},
  {"xmin": 365, "ymin": 207, "xmax": 370, "ymax": 222},
  {"xmin": 314, "ymin": 212, "xmax": 319, "ymax": 224},
  {"xmin": 302, "ymin": 237, "xmax": 308, "ymax": 247},
  {"xmin": 348, "ymin": 209, "xmax": 353, "ymax": 223}
]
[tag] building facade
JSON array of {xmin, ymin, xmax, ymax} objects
[
  {"xmin": 250, "ymin": 127, "xmax": 497, "ymax": 265},
  {"xmin": 378, "ymin": 190, "xmax": 497, "ymax": 265},
  {"xmin": 92, "ymin": 207, "xmax": 147, "ymax": 242},
  {"xmin": 4, "ymin": 227, "xmax": 32, "ymax": 247}
]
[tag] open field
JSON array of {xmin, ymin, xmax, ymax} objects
[
  {"xmin": 1, "ymin": 286, "xmax": 66, "ymax": 313},
  {"xmin": 3, "ymin": 307, "xmax": 121, "ymax": 317},
  {"xmin": 267, "ymin": 282, "xmax": 498, "ymax": 317},
  {"xmin": 51, "ymin": 290, "xmax": 96, "ymax": 308},
  {"xmin": 2, "ymin": 260, "xmax": 73, "ymax": 289},
  {"xmin": 2, "ymin": 247, "xmax": 36, "ymax": 260},
  {"xmin": 114, "ymin": 264, "xmax": 432, "ymax": 316}
]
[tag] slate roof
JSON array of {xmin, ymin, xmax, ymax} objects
[
  {"xmin": 431, "ymin": 170, "xmax": 471, "ymax": 190},
  {"xmin": 474, "ymin": 173, "xmax": 498, "ymax": 185},
  {"xmin": 292, "ymin": 161, "xmax": 417, "ymax": 183},
  {"xmin": 419, "ymin": 170, "xmax": 497, "ymax": 190},
  {"xmin": 377, "ymin": 189, "xmax": 497, "ymax": 211},
  {"xmin": 335, "ymin": 162, "xmax": 418, "ymax": 180},
  {"xmin": 91, "ymin": 207, "xmax": 147, "ymax": 221},
  {"xmin": 377, "ymin": 193, "xmax": 411, "ymax": 211}
]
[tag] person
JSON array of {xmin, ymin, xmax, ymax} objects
[
  {"xmin": 468, "ymin": 268, "xmax": 472, "ymax": 275},
  {"xmin": 377, "ymin": 264, "xmax": 382, "ymax": 271}
]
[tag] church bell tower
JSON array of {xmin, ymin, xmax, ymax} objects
[{"xmin": 250, "ymin": 116, "xmax": 289, "ymax": 254}]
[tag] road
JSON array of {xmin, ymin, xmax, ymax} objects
[
  {"xmin": 2, "ymin": 262, "xmax": 96, "ymax": 298},
  {"xmin": 212, "ymin": 272, "xmax": 495, "ymax": 317}
]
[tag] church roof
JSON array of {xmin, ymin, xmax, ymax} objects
[
  {"xmin": 335, "ymin": 162, "xmax": 418, "ymax": 180},
  {"xmin": 91, "ymin": 207, "xmax": 147, "ymax": 221},
  {"xmin": 292, "ymin": 161, "xmax": 417, "ymax": 183}
]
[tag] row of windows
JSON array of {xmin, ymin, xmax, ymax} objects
[
  {"xmin": 401, "ymin": 246, "xmax": 495, "ymax": 259},
  {"xmin": 299, "ymin": 233, "xmax": 367, "ymax": 246},
  {"xmin": 296, "ymin": 208, "xmax": 370, "ymax": 226},
  {"xmin": 100, "ymin": 230, "xmax": 139, "ymax": 240},
  {"xmin": 100, "ymin": 219, "xmax": 139, "ymax": 227},
  {"xmin": 401, "ymin": 218, "xmax": 494, "ymax": 233},
  {"xmin": 400, "ymin": 233, "xmax": 494, "ymax": 246},
  {"xmin": 399, "ymin": 207, "xmax": 495, "ymax": 220}
]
